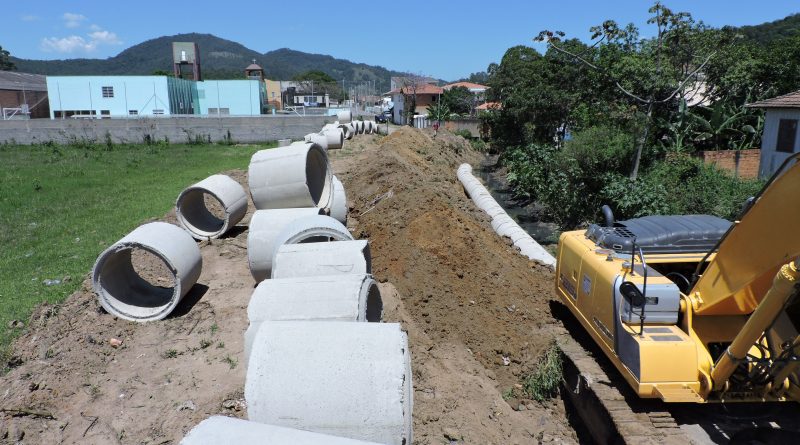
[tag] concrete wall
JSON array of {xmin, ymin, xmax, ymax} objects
[
  {"xmin": 0, "ymin": 115, "xmax": 331, "ymax": 145},
  {"xmin": 698, "ymin": 149, "xmax": 761, "ymax": 179},
  {"xmin": 759, "ymin": 109, "xmax": 800, "ymax": 178},
  {"xmin": 444, "ymin": 119, "xmax": 481, "ymax": 137},
  {"xmin": 198, "ymin": 80, "xmax": 263, "ymax": 116}
]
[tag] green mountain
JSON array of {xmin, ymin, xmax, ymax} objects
[
  {"xmin": 10, "ymin": 33, "xmax": 406, "ymax": 92},
  {"xmin": 736, "ymin": 13, "xmax": 800, "ymax": 45}
]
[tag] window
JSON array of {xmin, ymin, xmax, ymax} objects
[
  {"xmin": 777, "ymin": 119, "xmax": 798, "ymax": 153},
  {"xmin": 152, "ymin": 109, "xmax": 164, "ymax": 115},
  {"xmin": 101, "ymin": 86, "xmax": 114, "ymax": 98},
  {"xmin": 208, "ymin": 108, "xmax": 217, "ymax": 114},
  {"xmin": 128, "ymin": 110, "xmax": 138, "ymax": 116}
]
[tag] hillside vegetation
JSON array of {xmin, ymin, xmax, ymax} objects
[{"xmin": 10, "ymin": 33, "xmax": 405, "ymax": 92}]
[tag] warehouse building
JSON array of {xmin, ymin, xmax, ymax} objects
[{"xmin": 46, "ymin": 76, "xmax": 264, "ymax": 118}]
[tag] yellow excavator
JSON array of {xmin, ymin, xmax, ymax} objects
[{"xmin": 555, "ymin": 153, "xmax": 800, "ymax": 403}]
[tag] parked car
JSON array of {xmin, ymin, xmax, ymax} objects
[{"xmin": 375, "ymin": 110, "xmax": 392, "ymax": 123}]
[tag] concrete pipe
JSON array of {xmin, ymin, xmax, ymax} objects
[
  {"xmin": 278, "ymin": 138, "xmax": 292, "ymax": 147},
  {"xmin": 181, "ymin": 416, "xmax": 383, "ymax": 445},
  {"xmin": 92, "ymin": 222, "xmax": 202, "ymax": 322},
  {"xmin": 340, "ymin": 123, "xmax": 355, "ymax": 140},
  {"xmin": 355, "ymin": 121, "xmax": 365, "ymax": 134},
  {"xmin": 337, "ymin": 109, "xmax": 352, "ymax": 124},
  {"xmin": 246, "ymin": 321, "xmax": 413, "ymax": 445},
  {"xmin": 304, "ymin": 133, "xmax": 329, "ymax": 151},
  {"xmin": 269, "ymin": 214, "xmax": 353, "ymax": 260},
  {"xmin": 272, "ymin": 239, "xmax": 370, "ymax": 279},
  {"xmin": 457, "ymin": 163, "xmax": 557, "ymax": 269},
  {"xmin": 248, "ymin": 143, "xmax": 332, "ymax": 210},
  {"xmin": 247, "ymin": 208, "xmax": 324, "ymax": 282},
  {"xmin": 321, "ymin": 128, "xmax": 344, "ymax": 150},
  {"xmin": 175, "ymin": 174, "xmax": 248, "ymax": 240},
  {"xmin": 327, "ymin": 175, "xmax": 348, "ymax": 224},
  {"xmin": 244, "ymin": 274, "xmax": 382, "ymax": 362},
  {"xmin": 375, "ymin": 123, "xmax": 389, "ymax": 135}
]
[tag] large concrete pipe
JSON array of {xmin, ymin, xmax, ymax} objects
[
  {"xmin": 337, "ymin": 109, "xmax": 352, "ymax": 124},
  {"xmin": 269, "ymin": 214, "xmax": 353, "ymax": 264},
  {"xmin": 375, "ymin": 122, "xmax": 389, "ymax": 135},
  {"xmin": 247, "ymin": 208, "xmax": 324, "ymax": 281},
  {"xmin": 355, "ymin": 120, "xmax": 365, "ymax": 134},
  {"xmin": 271, "ymin": 239, "xmax": 371, "ymax": 279},
  {"xmin": 320, "ymin": 128, "xmax": 344, "ymax": 149},
  {"xmin": 365, "ymin": 120, "xmax": 375, "ymax": 134},
  {"xmin": 181, "ymin": 416, "xmax": 383, "ymax": 445},
  {"xmin": 457, "ymin": 163, "xmax": 556, "ymax": 268},
  {"xmin": 304, "ymin": 133, "xmax": 330, "ymax": 150},
  {"xmin": 327, "ymin": 175, "xmax": 348, "ymax": 224},
  {"xmin": 341, "ymin": 123, "xmax": 355, "ymax": 140},
  {"xmin": 244, "ymin": 274, "xmax": 382, "ymax": 362},
  {"xmin": 175, "ymin": 174, "xmax": 248, "ymax": 240},
  {"xmin": 246, "ymin": 322, "xmax": 413, "ymax": 445},
  {"xmin": 248, "ymin": 143, "xmax": 332, "ymax": 210},
  {"xmin": 92, "ymin": 222, "xmax": 202, "ymax": 322}
]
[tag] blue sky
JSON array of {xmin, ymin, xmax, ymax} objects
[{"xmin": 3, "ymin": 1, "xmax": 799, "ymax": 80}]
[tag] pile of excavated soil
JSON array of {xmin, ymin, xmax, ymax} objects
[
  {"xmin": 331, "ymin": 128, "xmax": 575, "ymax": 444},
  {"xmin": 1, "ymin": 129, "xmax": 576, "ymax": 445}
]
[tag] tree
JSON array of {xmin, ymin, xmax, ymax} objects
[
  {"xmin": 441, "ymin": 86, "xmax": 474, "ymax": 116},
  {"xmin": 292, "ymin": 70, "xmax": 336, "ymax": 83},
  {"xmin": 0, "ymin": 46, "xmax": 16, "ymax": 71},
  {"xmin": 536, "ymin": 1, "xmax": 718, "ymax": 179},
  {"xmin": 398, "ymin": 74, "xmax": 431, "ymax": 126}
]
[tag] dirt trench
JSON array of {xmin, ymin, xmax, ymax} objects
[{"xmin": 0, "ymin": 128, "xmax": 576, "ymax": 444}]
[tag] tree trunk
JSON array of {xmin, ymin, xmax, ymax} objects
[{"xmin": 630, "ymin": 101, "xmax": 654, "ymax": 180}]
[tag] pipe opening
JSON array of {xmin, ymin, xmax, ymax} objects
[
  {"xmin": 305, "ymin": 148, "xmax": 331, "ymax": 207},
  {"xmin": 177, "ymin": 189, "xmax": 227, "ymax": 237},
  {"xmin": 96, "ymin": 246, "xmax": 178, "ymax": 319},
  {"xmin": 365, "ymin": 282, "xmax": 383, "ymax": 322}
]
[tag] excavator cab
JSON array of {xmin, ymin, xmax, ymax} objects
[{"xmin": 556, "ymin": 153, "xmax": 800, "ymax": 403}]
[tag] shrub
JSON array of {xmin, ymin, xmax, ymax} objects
[{"xmin": 523, "ymin": 342, "xmax": 562, "ymax": 402}]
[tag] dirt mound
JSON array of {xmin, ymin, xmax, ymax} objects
[{"xmin": 332, "ymin": 127, "xmax": 576, "ymax": 444}]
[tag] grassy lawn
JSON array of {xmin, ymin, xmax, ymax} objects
[{"xmin": 0, "ymin": 141, "xmax": 270, "ymax": 367}]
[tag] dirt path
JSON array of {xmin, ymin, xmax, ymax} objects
[{"xmin": 1, "ymin": 129, "xmax": 576, "ymax": 444}]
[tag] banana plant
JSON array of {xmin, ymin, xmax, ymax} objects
[
  {"xmin": 689, "ymin": 101, "xmax": 752, "ymax": 150},
  {"xmin": 659, "ymin": 98, "xmax": 695, "ymax": 153}
]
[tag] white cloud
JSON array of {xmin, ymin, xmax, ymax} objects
[
  {"xmin": 88, "ymin": 30, "xmax": 121, "ymax": 45},
  {"xmin": 41, "ymin": 35, "xmax": 96, "ymax": 53},
  {"xmin": 40, "ymin": 28, "xmax": 122, "ymax": 54},
  {"xmin": 62, "ymin": 12, "xmax": 87, "ymax": 28},
  {"xmin": 89, "ymin": 24, "xmax": 102, "ymax": 31},
  {"xmin": 21, "ymin": 14, "xmax": 40, "ymax": 22}
]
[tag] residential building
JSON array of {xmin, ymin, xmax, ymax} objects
[
  {"xmin": 390, "ymin": 76, "xmax": 437, "ymax": 91},
  {"xmin": 443, "ymin": 82, "xmax": 489, "ymax": 101},
  {"xmin": 0, "ymin": 71, "xmax": 49, "ymax": 119},
  {"xmin": 748, "ymin": 91, "xmax": 800, "ymax": 178},
  {"xmin": 389, "ymin": 84, "xmax": 444, "ymax": 125}
]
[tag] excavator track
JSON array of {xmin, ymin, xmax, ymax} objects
[{"xmin": 557, "ymin": 333, "xmax": 690, "ymax": 445}]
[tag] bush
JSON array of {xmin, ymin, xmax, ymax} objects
[
  {"xmin": 503, "ymin": 126, "xmax": 765, "ymax": 229},
  {"xmin": 523, "ymin": 342, "xmax": 562, "ymax": 402}
]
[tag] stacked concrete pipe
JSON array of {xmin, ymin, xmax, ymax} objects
[
  {"xmin": 337, "ymin": 110, "xmax": 352, "ymax": 124},
  {"xmin": 271, "ymin": 239, "xmax": 370, "ymax": 279},
  {"xmin": 340, "ymin": 123, "xmax": 355, "ymax": 140},
  {"xmin": 92, "ymin": 222, "xmax": 202, "ymax": 322},
  {"xmin": 246, "ymin": 321, "xmax": 413, "ymax": 445},
  {"xmin": 247, "ymin": 208, "xmax": 324, "ymax": 281},
  {"xmin": 175, "ymin": 174, "xmax": 248, "ymax": 240},
  {"xmin": 327, "ymin": 175, "xmax": 348, "ymax": 224},
  {"xmin": 248, "ymin": 142, "xmax": 332, "ymax": 210},
  {"xmin": 181, "ymin": 416, "xmax": 384, "ymax": 445},
  {"xmin": 243, "ymin": 273, "xmax": 382, "ymax": 362},
  {"xmin": 457, "ymin": 163, "xmax": 556, "ymax": 268}
]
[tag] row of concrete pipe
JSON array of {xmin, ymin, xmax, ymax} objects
[
  {"xmin": 457, "ymin": 163, "xmax": 557, "ymax": 268},
  {"xmin": 90, "ymin": 110, "xmax": 412, "ymax": 444}
]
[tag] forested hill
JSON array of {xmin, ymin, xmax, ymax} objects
[
  {"xmin": 737, "ymin": 13, "xmax": 800, "ymax": 44},
  {"xmin": 10, "ymin": 33, "xmax": 405, "ymax": 91}
]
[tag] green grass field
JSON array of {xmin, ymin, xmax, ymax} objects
[{"xmin": 0, "ymin": 141, "xmax": 270, "ymax": 367}]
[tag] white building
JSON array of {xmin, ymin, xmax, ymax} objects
[{"xmin": 749, "ymin": 91, "xmax": 800, "ymax": 178}]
